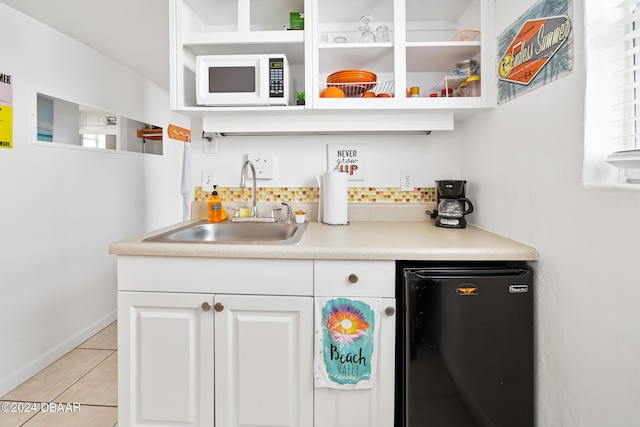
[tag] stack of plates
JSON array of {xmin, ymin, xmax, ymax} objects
[
  {"xmin": 326, "ymin": 69, "xmax": 377, "ymax": 96},
  {"xmin": 327, "ymin": 69, "xmax": 377, "ymax": 83}
]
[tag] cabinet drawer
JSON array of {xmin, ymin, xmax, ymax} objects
[
  {"xmin": 118, "ymin": 256, "xmax": 313, "ymax": 296},
  {"xmin": 314, "ymin": 260, "xmax": 395, "ymax": 297}
]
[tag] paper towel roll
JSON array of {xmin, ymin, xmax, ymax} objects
[{"xmin": 319, "ymin": 172, "xmax": 348, "ymax": 225}]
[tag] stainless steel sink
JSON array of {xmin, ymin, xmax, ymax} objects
[{"xmin": 144, "ymin": 221, "xmax": 308, "ymax": 245}]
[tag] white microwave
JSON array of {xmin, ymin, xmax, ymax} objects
[{"xmin": 195, "ymin": 54, "xmax": 292, "ymax": 107}]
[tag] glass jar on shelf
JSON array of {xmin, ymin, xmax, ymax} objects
[
  {"xmin": 440, "ymin": 87, "xmax": 453, "ymax": 97},
  {"xmin": 465, "ymin": 76, "xmax": 481, "ymax": 97},
  {"xmin": 375, "ymin": 25, "xmax": 390, "ymax": 43},
  {"xmin": 358, "ymin": 15, "xmax": 376, "ymax": 43},
  {"xmin": 457, "ymin": 81, "xmax": 467, "ymax": 97}
]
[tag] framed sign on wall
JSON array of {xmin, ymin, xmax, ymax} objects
[
  {"xmin": 0, "ymin": 72, "xmax": 13, "ymax": 149},
  {"xmin": 327, "ymin": 144, "xmax": 365, "ymax": 181},
  {"xmin": 497, "ymin": 0, "xmax": 573, "ymax": 104}
]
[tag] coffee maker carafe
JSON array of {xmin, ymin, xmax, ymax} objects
[{"xmin": 433, "ymin": 180, "xmax": 474, "ymax": 228}]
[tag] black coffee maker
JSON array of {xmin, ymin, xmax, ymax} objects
[{"xmin": 431, "ymin": 180, "xmax": 474, "ymax": 228}]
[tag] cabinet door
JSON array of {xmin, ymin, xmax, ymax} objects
[
  {"xmin": 118, "ymin": 292, "xmax": 214, "ymax": 427},
  {"xmin": 314, "ymin": 297, "xmax": 396, "ymax": 427},
  {"xmin": 214, "ymin": 295, "xmax": 314, "ymax": 427}
]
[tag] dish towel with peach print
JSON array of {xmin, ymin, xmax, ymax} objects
[{"xmin": 314, "ymin": 297, "xmax": 381, "ymax": 389}]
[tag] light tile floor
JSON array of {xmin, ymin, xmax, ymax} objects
[{"xmin": 0, "ymin": 322, "xmax": 118, "ymax": 427}]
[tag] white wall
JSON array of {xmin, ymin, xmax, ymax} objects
[
  {"xmin": 9, "ymin": 2, "xmax": 625, "ymax": 424},
  {"xmin": 461, "ymin": 0, "xmax": 640, "ymax": 425},
  {"xmin": 189, "ymin": 128, "xmax": 463, "ymax": 188},
  {"xmin": 0, "ymin": 4, "xmax": 189, "ymax": 395}
]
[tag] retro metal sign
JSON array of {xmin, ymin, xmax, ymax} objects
[
  {"xmin": 496, "ymin": 0, "xmax": 573, "ymax": 104},
  {"xmin": 498, "ymin": 15, "xmax": 571, "ymax": 85}
]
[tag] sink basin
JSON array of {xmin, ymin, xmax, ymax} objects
[{"xmin": 144, "ymin": 221, "xmax": 308, "ymax": 245}]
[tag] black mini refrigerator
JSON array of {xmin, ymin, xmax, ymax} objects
[{"xmin": 396, "ymin": 262, "xmax": 534, "ymax": 427}]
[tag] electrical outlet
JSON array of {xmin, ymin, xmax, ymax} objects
[
  {"xmin": 202, "ymin": 171, "xmax": 215, "ymax": 192},
  {"xmin": 400, "ymin": 170, "xmax": 414, "ymax": 191},
  {"xmin": 247, "ymin": 153, "xmax": 274, "ymax": 179},
  {"xmin": 203, "ymin": 136, "xmax": 217, "ymax": 154}
]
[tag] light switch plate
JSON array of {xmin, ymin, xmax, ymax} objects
[
  {"xmin": 202, "ymin": 171, "xmax": 215, "ymax": 192},
  {"xmin": 247, "ymin": 153, "xmax": 274, "ymax": 179}
]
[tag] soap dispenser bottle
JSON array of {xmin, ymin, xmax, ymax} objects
[{"xmin": 207, "ymin": 185, "xmax": 222, "ymax": 223}]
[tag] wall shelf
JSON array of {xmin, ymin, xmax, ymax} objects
[{"xmin": 170, "ymin": 0, "xmax": 495, "ymax": 133}]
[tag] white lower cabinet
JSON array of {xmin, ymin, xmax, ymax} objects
[
  {"xmin": 214, "ymin": 294, "xmax": 314, "ymax": 427},
  {"xmin": 117, "ymin": 291, "xmax": 215, "ymax": 427},
  {"xmin": 118, "ymin": 292, "xmax": 313, "ymax": 427},
  {"xmin": 313, "ymin": 297, "xmax": 396, "ymax": 427},
  {"xmin": 117, "ymin": 257, "xmax": 395, "ymax": 427},
  {"xmin": 313, "ymin": 260, "xmax": 397, "ymax": 427}
]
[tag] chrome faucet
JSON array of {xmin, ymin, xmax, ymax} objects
[
  {"xmin": 240, "ymin": 160, "xmax": 258, "ymax": 218},
  {"xmin": 281, "ymin": 200, "xmax": 292, "ymax": 224}
]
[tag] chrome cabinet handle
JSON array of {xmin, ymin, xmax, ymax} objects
[
  {"xmin": 214, "ymin": 302, "xmax": 224, "ymax": 312},
  {"xmin": 201, "ymin": 302, "xmax": 211, "ymax": 312},
  {"xmin": 385, "ymin": 307, "xmax": 395, "ymax": 316},
  {"xmin": 348, "ymin": 274, "xmax": 359, "ymax": 284}
]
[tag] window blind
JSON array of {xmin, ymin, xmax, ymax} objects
[{"xmin": 606, "ymin": 0, "xmax": 640, "ymax": 169}]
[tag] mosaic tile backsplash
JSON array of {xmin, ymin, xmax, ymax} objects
[{"xmin": 194, "ymin": 186, "xmax": 436, "ymax": 203}]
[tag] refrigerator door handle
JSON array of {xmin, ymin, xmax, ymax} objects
[{"xmin": 408, "ymin": 268, "xmax": 529, "ymax": 279}]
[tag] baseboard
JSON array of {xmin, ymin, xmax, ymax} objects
[{"xmin": 0, "ymin": 309, "xmax": 117, "ymax": 397}]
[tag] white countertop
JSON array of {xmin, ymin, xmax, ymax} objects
[{"xmin": 109, "ymin": 219, "xmax": 538, "ymax": 261}]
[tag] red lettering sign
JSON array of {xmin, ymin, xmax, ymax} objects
[{"xmin": 498, "ymin": 15, "xmax": 572, "ymax": 85}]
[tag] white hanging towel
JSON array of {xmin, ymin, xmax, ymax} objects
[
  {"xmin": 180, "ymin": 142, "xmax": 192, "ymax": 221},
  {"xmin": 314, "ymin": 297, "xmax": 381, "ymax": 389}
]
